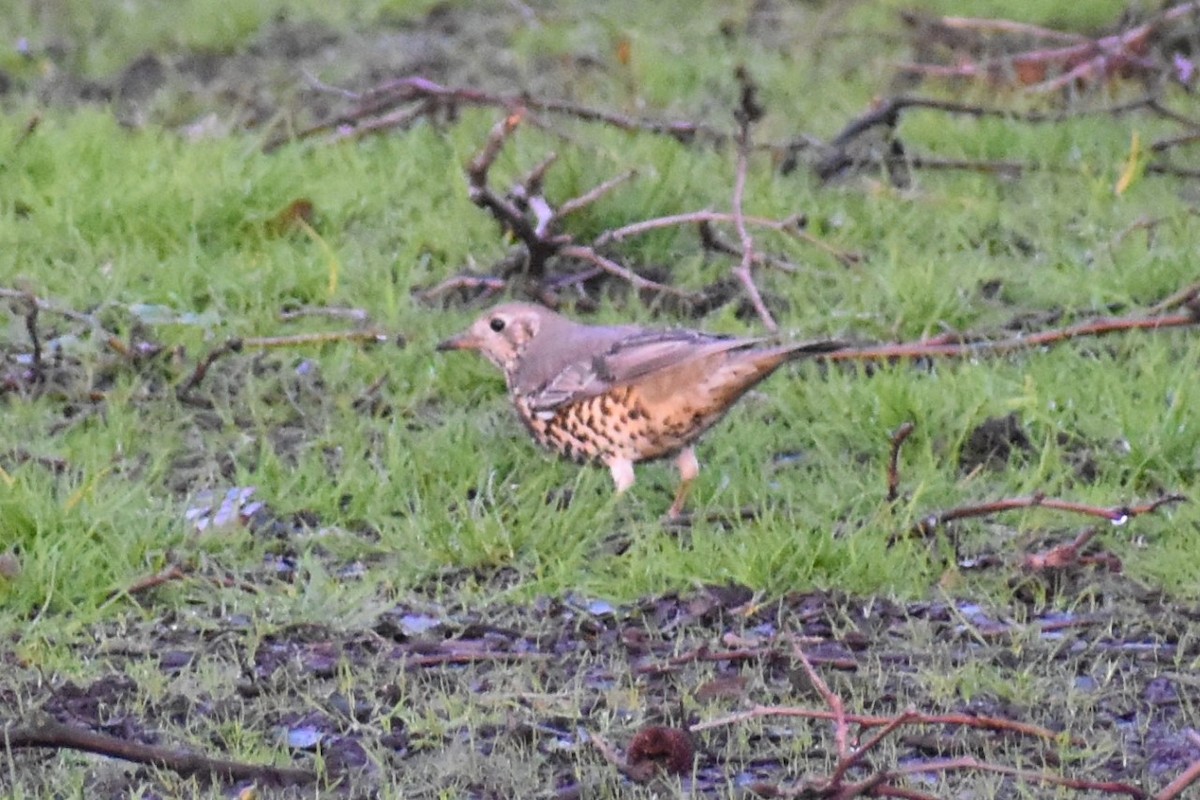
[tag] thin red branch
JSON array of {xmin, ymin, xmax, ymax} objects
[
  {"xmin": 891, "ymin": 756, "xmax": 1147, "ymax": 799},
  {"xmin": 1154, "ymin": 732, "xmax": 1200, "ymax": 800},
  {"xmin": 729, "ymin": 72, "xmax": 776, "ymax": 331},
  {"xmin": 914, "ymin": 492, "xmax": 1185, "ymax": 535},
  {"xmin": 820, "ymin": 311, "xmax": 1199, "ymax": 364},
  {"xmin": 3, "ymin": 719, "xmax": 315, "ymax": 788},
  {"xmin": 790, "ymin": 642, "xmax": 849, "ymax": 760},
  {"xmin": 691, "ymin": 703, "xmax": 1071, "ymax": 744}
]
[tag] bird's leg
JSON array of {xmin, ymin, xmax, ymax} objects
[
  {"xmin": 607, "ymin": 457, "xmax": 636, "ymax": 494},
  {"xmin": 667, "ymin": 447, "xmax": 699, "ymax": 519}
]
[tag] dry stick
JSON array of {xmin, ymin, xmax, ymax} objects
[
  {"xmin": 110, "ymin": 563, "xmax": 262, "ymax": 604},
  {"xmin": 820, "ymin": 310, "xmax": 1199, "ymax": 364},
  {"xmin": 347, "ymin": 76, "xmax": 728, "ymax": 144},
  {"xmin": 913, "ymin": 492, "xmax": 1186, "ymax": 535},
  {"xmin": 698, "ymin": 221, "xmax": 806, "ymax": 274},
  {"xmin": 1151, "ymin": 131, "xmax": 1200, "ymax": 152},
  {"xmin": 400, "ymin": 651, "xmax": 551, "ymax": 668},
  {"xmin": 1156, "ymin": 733, "xmax": 1200, "ymax": 800},
  {"xmin": 15, "ymin": 114, "xmax": 41, "ymax": 148},
  {"xmin": 176, "ymin": 338, "xmax": 243, "ymax": 398},
  {"xmin": 239, "ymin": 331, "xmax": 391, "ymax": 349},
  {"xmin": 0, "ymin": 287, "xmax": 129, "ymax": 357},
  {"xmin": 597, "ymin": 211, "xmax": 807, "ymax": 245},
  {"xmin": 1146, "ymin": 98, "xmax": 1200, "ymax": 132},
  {"xmin": 899, "ymin": 1, "xmax": 1200, "ymax": 94},
  {"xmin": 466, "ymin": 111, "xmax": 568, "ymax": 277},
  {"xmin": 1022, "ymin": 527, "xmax": 1106, "ymax": 571},
  {"xmin": 790, "ymin": 642, "xmax": 850, "ymax": 760},
  {"xmin": 634, "ymin": 645, "xmax": 858, "ymax": 676},
  {"xmin": 600, "ymin": 210, "xmax": 859, "ymax": 269},
  {"xmin": 1142, "ymin": 278, "xmax": 1200, "ymax": 316},
  {"xmin": 589, "ymin": 733, "xmax": 643, "ymax": 782},
  {"xmin": 415, "ymin": 274, "xmax": 508, "ymax": 302},
  {"xmin": 325, "ymin": 100, "xmax": 435, "ymax": 146},
  {"xmin": 121, "ymin": 563, "xmax": 188, "ymax": 596},
  {"xmin": 930, "ymin": 15, "xmax": 1092, "ymax": 42},
  {"xmin": 829, "ymin": 710, "xmax": 919, "ymax": 787},
  {"xmin": 886, "ymin": 422, "xmax": 916, "ymax": 503},
  {"xmin": 3, "ymin": 719, "xmax": 316, "ymax": 788},
  {"xmin": 515, "ymin": 151, "xmax": 558, "ymax": 199},
  {"xmin": 890, "ymin": 756, "xmax": 1146, "ymax": 799},
  {"xmin": 558, "ymin": 245, "xmax": 699, "ymax": 300},
  {"xmin": 830, "ymin": 95, "xmax": 1156, "ymax": 151},
  {"xmin": 20, "ymin": 293, "xmax": 42, "ymax": 383},
  {"xmin": 690, "ymin": 704, "xmax": 1069, "ymax": 743},
  {"xmin": 279, "ymin": 306, "xmax": 371, "ymax": 324},
  {"xmin": 176, "ymin": 330, "xmax": 392, "ymax": 397},
  {"xmin": 462, "ymin": 113, "xmax": 702, "ymax": 298},
  {"xmin": 555, "ymin": 170, "xmax": 637, "ymax": 219},
  {"xmin": 870, "ymin": 785, "xmax": 941, "ymax": 800},
  {"xmin": 730, "ymin": 70, "xmax": 776, "ymax": 332}
]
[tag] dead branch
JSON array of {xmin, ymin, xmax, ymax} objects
[
  {"xmin": 819, "ymin": 308, "xmax": 1200, "ymax": 364},
  {"xmin": 400, "ymin": 650, "xmax": 551, "ymax": 668},
  {"xmin": 897, "ymin": 2, "xmax": 1200, "ymax": 93},
  {"xmin": 730, "ymin": 67, "xmax": 776, "ymax": 331},
  {"xmin": 890, "ymin": 756, "xmax": 1146, "ymax": 798},
  {"xmin": 886, "ymin": 422, "xmax": 916, "ymax": 503},
  {"xmin": 2, "ymin": 718, "xmax": 316, "ymax": 788},
  {"xmin": 690, "ymin": 703, "xmax": 1068, "ymax": 743},
  {"xmin": 557, "ymin": 245, "xmax": 698, "ymax": 300},
  {"xmin": 555, "ymin": 170, "xmax": 637, "ymax": 219},
  {"xmin": 1021, "ymin": 527, "xmax": 1122, "ymax": 572},
  {"xmin": 109, "ymin": 561, "xmax": 263, "ymax": 602},
  {"xmin": 0, "ymin": 287, "xmax": 130, "ymax": 359},
  {"xmin": 282, "ymin": 74, "xmax": 729, "ymax": 151},
  {"xmin": 1156, "ymin": 733, "xmax": 1200, "ymax": 799},
  {"xmin": 279, "ymin": 305, "xmax": 371, "ymax": 324},
  {"xmin": 174, "ymin": 337, "xmax": 243, "ymax": 399},
  {"xmin": 912, "ymin": 492, "xmax": 1186, "ymax": 536},
  {"xmin": 414, "ymin": 274, "xmax": 508, "ymax": 304},
  {"xmin": 635, "ymin": 643, "xmax": 857, "ymax": 676},
  {"xmin": 176, "ymin": 330, "xmax": 393, "ymax": 398}
]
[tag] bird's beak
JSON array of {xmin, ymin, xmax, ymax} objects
[{"xmin": 436, "ymin": 332, "xmax": 480, "ymax": 352}]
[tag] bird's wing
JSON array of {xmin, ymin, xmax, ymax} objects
[{"xmin": 525, "ymin": 330, "xmax": 756, "ymax": 412}]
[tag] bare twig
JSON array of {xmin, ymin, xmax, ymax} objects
[
  {"xmin": 886, "ymin": 422, "xmax": 916, "ymax": 502},
  {"xmin": 730, "ymin": 67, "xmax": 776, "ymax": 331},
  {"xmin": 691, "ymin": 703, "xmax": 1071, "ymax": 743},
  {"xmin": 555, "ymin": 170, "xmax": 637, "ymax": 219},
  {"xmin": 558, "ymin": 245, "xmax": 700, "ymax": 300},
  {"xmin": 285, "ymin": 75, "xmax": 729, "ymax": 150},
  {"xmin": 176, "ymin": 330, "xmax": 391, "ymax": 398},
  {"xmin": 279, "ymin": 305, "xmax": 371, "ymax": 324},
  {"xmin": 635, "ymin": 643, "xmax": 857, "ymax": 676},
  {"xmin": 3, "ymin": 719, "xmax": 315, "ymax": 788},
  {"xmin": 819, "ymin": 310, "xmax": 1200, "ymax": 365},
  {"xmin": 0, "ymin": 287, "xmax": 128, "ymax": 357},
  {"xmin": 791, "ymin": 641, "xmax": 849, "ymax": 759},
  {"xmin": 890, "ymin": 756, "xmax": 1146, "ymax": 798},
  {"xmin": 913, "ymin": 492, "xmax": 1185, "ymax": 536},
  {"xmin": 415, "ymin": 274, "xmax": 508, "ymax": 303},
  {"xmin": 175, "ymin": 338, "xmax": 243, "ymax": 398},
  {"xmin": 897, "ymin": 2, "xmax": 1200, "ymax": 94},
  {"xmin": 1157, "ymin": 736, "xmax": 1200, "ymax": 799}
]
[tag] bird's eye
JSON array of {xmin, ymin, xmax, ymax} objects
[{"xmin": 489, "ymin": 317, "xmax": 506, "ymax": 332}]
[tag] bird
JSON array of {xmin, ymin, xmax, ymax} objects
[{"xmin": 436, "ymin": 302, "xmax": 844, "ymax": 518}]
